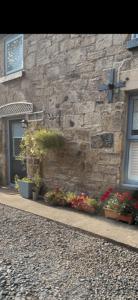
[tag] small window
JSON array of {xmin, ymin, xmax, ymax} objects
[
  {"xmin": 131, "ymin": 34, "xmax": 138, "ymax": 39},
  {"xmin": 5, "ymin": 34, "xmax": 23, "ymax": 75}
]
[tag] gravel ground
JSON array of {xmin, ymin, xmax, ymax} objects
[{"xmin": 0, "ymin": 204, "xmax": 137, "ymax": 300}]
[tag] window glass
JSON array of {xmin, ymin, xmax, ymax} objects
[
  {"xmin": 132, "ymin": 34, "xmax": 138, "ymax": 39},
  {"xmin": 5, "ymin": 35, "xmax": 23, "ymax": 75},
  {"xmin": 128, "ymin": 142, "xmax": 138, "ymax": 180},
  {"xmin": 132, "ymin": 100, "xmax": 138, "ymax": 135}
]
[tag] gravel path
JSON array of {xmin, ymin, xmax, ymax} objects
[{"xmin": 0, "ymin": 204, "xmax": 137, "ymax": 300}]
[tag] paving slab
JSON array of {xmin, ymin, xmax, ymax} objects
[{"xmin": 0, "ymin": 187, "xmax": 138, "ymax": 250}]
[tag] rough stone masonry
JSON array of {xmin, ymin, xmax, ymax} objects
[{"xmin": 0, "ymin": 34, "xmax": 136, "ymax": 194}]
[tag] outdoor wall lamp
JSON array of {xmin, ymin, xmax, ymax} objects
[{"xmin": 20, "ymin": 119, "xmax": 28, "ymax": 128}]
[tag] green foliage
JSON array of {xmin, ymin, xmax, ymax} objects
[
  {"xmin": 131, "ymin": 190, "xmax": 138, "ymax": 200},
  {"xmin": 32, "ymin": 172, "xmax": 42, "ymax": 191},
  {"xmin": 19, "ymin": 177, "xmax": 33, "ymax": 183},
  {"xmin": 34, "ymin": 129, "xmax": 64, "ymax": 150},
  {"xmin": 14, "ymin": 175, "xmax": 33, "ymax": 191},
  {"xmin": 14, "ymin": 174, "xmax": 19, "ymax": 191},
  {"xmin": 19, "ymin": 128, "xmax": 64, "ymax": 162},
  {"xmin": 66, "ymin": 192, "xmax": 77, "ymax": 203},
  {"xmin": 45, "ymin": 189, "xmax": 98, "ymax": 211},
  {"xmin": 105, "ymin": 191, "xmax": 135, "ymax": 215},
  {"xmin": 86, "ymin": 197, "xmax": 98, "ymax": 208},
  {"xmin": 45, "ymin": 187, "xmax": 67, "ymax": 206},
  {"xmin": 106, "ymin": 196, "xmax": 119, "ymax": 211}
]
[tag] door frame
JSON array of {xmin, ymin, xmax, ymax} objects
[{"xmin": 7, "ymin": 115, "xmax": 25, "ymax": 185}]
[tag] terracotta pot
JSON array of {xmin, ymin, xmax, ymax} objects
[
  {"xmin": 74, "ymin": 203, "xmax": 96, "ymax": 213},
  {"xmin": 82, "ymin": 205, "xmax": 96, "ymax": 213},
  {"xmin": 118, "ymin": 214, "xmax": 134, "ymax": 225},
  {"xmin": 104, "ymin": 208, "xmax": 134, "ymax": 225}
]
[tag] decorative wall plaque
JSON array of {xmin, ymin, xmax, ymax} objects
[{"xmin": 91, "ymin": 133, "xmax": 114, "ymax": 148}]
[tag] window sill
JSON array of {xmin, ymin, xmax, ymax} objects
[
  {"xmin": 120, "ymin": 183, "xmax": 138, "ymax": 190},
  {"xmin": 126, "ymin": 38, "xmax": 138, "ymax": 50},
  {"xmin": 0, "ymin": 70, "xmax": 24, "ymax": 84}
]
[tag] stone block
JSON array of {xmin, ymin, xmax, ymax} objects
[
  {"xmin": 95, "ymin": 34, "xmax": 113, "ymax": 50},
  {"xmin": 46, "ymin": 66, "xmax": 60, "ymax": 80},
  {"xmin": 111, "ymin": 110, "xmax": 123, "ymax": 131},
  {"xmin": 120, "ymin": 68, "xmax": 138, "ymax": 91},
  {"xmin": 99, "ymin": 153, "xmax": 121, "ymax": 165},
  {"xmin": 63, "ymin": 114, "xmax": 84, "ymax": 128},
  {"xmin": 103, "ymin": 174, "xmax": 117, "ymax": 184},
  {"xmin": 87, "ymin": 49, "xmax": 106, "ymax": 61},
  {"xmin": 25, "ymin": 52, "xmax": 36, "ymax": 69},
  {"xmin": 68, "ymin": 48, "xmax": 86, "ymax": 65},
  {"xmin": 81, "ymin": 35, "xmax": 96, "ymax": 47},
  {"xmin": 114, "ymin": 132, "xmax": 123, "ymax": 153},
  {"xmin": 112, "ymin": 34, "xmax": 128, "ymax": 46},
  {"xmin": 114, "ymin": 51, "xmax": 131, "ymax": 62},
  {"xmin": 95, "ymin": 56, "xmax": 114, "ymax": 72},
  {"xmin": 73, "ymin": 101, "xmax": 95, "ymax": 114},
  {"xmin": 75, "ymin": 129, "xmax": 90, "ymax": 142}
]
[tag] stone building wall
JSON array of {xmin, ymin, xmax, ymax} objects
[{"xmin": 0, "ymin": 34, "xmax": 135, "ymax": 194}]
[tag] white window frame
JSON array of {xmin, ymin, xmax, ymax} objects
[
  {"xmin": 124, "ymin": 95, "xmax": 138, "ymax": 184},
  {"xmin": 131, "ymin": 34, "xmax": 138, "ymax": 39},
  {"xmin": 5, "ymin": 34, "xmax": 23, "ymax": 75}
]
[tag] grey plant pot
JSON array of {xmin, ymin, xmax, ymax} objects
[
  {"xmin": 32, "ymin": 190, "xmax": 39, "ymax": 201},
  {"xmin": 19, "ymin": 181, "xmax": 34, "ymax": 199}
]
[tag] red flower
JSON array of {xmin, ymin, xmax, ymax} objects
[
  {"xmin": 100, "ymin": 188, "xmax": 113, "ymax": 202},
  {"xmin": 116, "ymin": 192, "xmax": 132, "ymax": 203}
]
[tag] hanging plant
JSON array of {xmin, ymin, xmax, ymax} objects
[
  {"xmin": 19, "ymin": 127, "xmax": 65, "ymax": 162},
  {"xmin": 34, "ymin": 129, "xmax": 65, "ymax": 152}
]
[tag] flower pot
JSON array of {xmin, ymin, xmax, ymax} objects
[
  {"xmin": 73, "ymin": 203, "xmax": 96, "ymax": 214},
  {"xmin": 32, "ymin": 190, "xmax": 39, "ymax": 201},
  {"xmin": 104, "ymin": 208, "xmax": 134, "ymax": 225},
  {"xmin": 104, "ymin": 208, "xmax": 119, "ymax": 220},
  {"xmin": 81, "ymin": 204, "xmax": 96, "ymax": 213},
  {"xmin": 118, "ymin": 214, "xmax": 134, "ymax": 225},
  {"xmin": 19, "ymin": 181, "xmax": 33, "ymax": 199}
]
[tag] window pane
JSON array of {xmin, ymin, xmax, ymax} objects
[
  {"xmin": 132, "ymin": 100, "xmax": 138, "ymax": 134},
  {"xmin": 128, "ymin": 142, "xmax": 138, "ymax": 180},
  {"xmin": 132, "ymin": 34, "xmax": 138, "ymax": 39},
  {"xmin": 6, "ymin": 35, "xmax": 23, "ymax": 74},
  {"xmin": 12, "ymin": 122, "xmax": 24, "ymax": 138},
  {"xmin": 13, "ymin": 138, "xmax": 22, "ymax": 157}
]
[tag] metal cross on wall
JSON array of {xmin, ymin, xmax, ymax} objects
[{"xmin": 98, "ymin": 68, "xmax": 126, "ymax": 103}]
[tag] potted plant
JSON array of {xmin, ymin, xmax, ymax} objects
[
  {"xmin": 15, "ymin": 175, "xmax": 34, "ymax": 199},
  {"xmin": 66, "ymin": 192, "xmax": 77, "ymax": 206},
  {"xmin": 70, "ymin": 193, "xmax": 97, "ymax": 214},
  {"xmin": 20, "ymin": 126, "xmax": 64, "ymax": 176},
  {"xmin": 32, "ymin": 172, "xmax": 42, "ymax": 201},
  {"xmin": 45, "ymin": 186, "xmax": 67, "ymax": 206},
  {"xmin": 19, "ymin": 126, "xmax": 65, "ymax": 199},
  {"xmin": 102, "ymin": 190, "xmax": 135, "ymax": 225}
]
